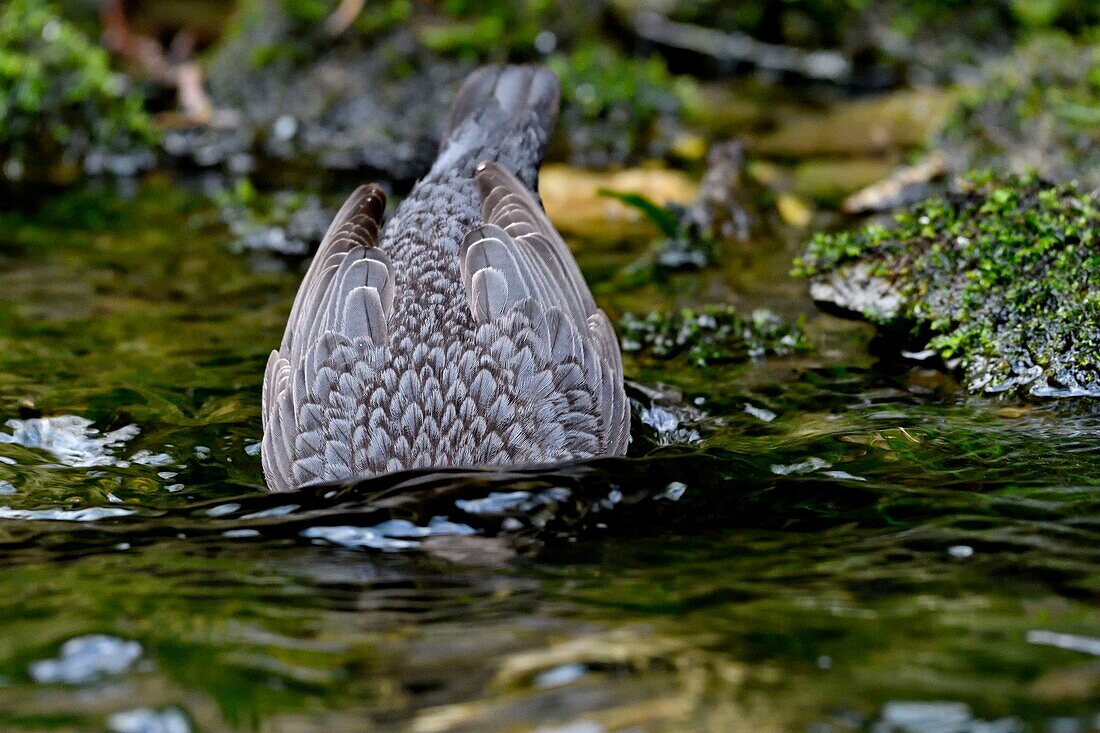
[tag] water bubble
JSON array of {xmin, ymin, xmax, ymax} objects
[
  {"xmin": 534, "ymin": 30, "xmax": 557, "ymax": 54},
  {"xmin": 274, "ymin": 115, "xmax": 299, "ymax": 141},
  {"xmin": 657, "ymin": 481, "xmax": 687, "ymax": 501}
]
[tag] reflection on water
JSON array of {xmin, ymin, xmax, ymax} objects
[{"xmin": 0, "ymin": 181, "xmax": 1097, "ymax": 731}]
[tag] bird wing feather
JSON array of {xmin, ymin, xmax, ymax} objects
[
  {"xmin": 459, "ymin": 161, "xmax": 629, "ymax": 457},
  {"xmin": 262, "ymin": 184, "xmax": 393, "ymax": 490}
]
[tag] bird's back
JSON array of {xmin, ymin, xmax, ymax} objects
[{"xmin": 261, "ymin": 66, "xmax": 629, "ymax": 492}]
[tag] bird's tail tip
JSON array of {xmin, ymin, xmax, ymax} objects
[{"xmin": 443, "ymin": 64, "xmax": 559, "ymax": 142}]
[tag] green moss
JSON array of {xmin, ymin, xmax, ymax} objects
[
  {"xmin": 0, "ymin": 0, "xmax": 157, "ymax": 185},
  {"xmin": 795, "ymin": 174, "xmax": 1100, "ymax": 396},
  {"xmin": 619, "ymin": 306, "xmax": 808, "ymax": 367}
]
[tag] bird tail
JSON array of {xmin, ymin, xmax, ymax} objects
[{"xmin": 432, "ymin": 65, "xmax": 560, "ymax": 186}]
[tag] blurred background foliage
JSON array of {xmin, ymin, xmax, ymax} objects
[{"xmin": 2, "ymin": 0, "xmax": 1096, "ymax": 195}]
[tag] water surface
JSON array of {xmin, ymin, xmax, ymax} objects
[{"xmin": 0, "ymin": 178, "xmax": 1097, "ymax": 732}]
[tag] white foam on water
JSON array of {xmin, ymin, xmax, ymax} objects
[
  {"xmin": 107, "ymin": 707, "xmax": 191, "ymax": 733},
  {"xmin": 0, "ymin": 416, "xmax": 140, "ymax": 467},
  {"xmin": 0, "ymin": 506, "xmax": 135, "ymax": 522},
  {"xmin": 302, "ymin": 516, "xmax": 476, "ymax": 552},
  {"xmin": 29, "ymin": 634, "xmax": 143, "ymax": 684}
]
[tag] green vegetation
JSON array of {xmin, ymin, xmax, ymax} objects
[
  {"xmin": 0, "ymin": 0, "xmax": 157, "ymax": 186},
  {"xmin": 599, "ymin": 188, "xmax": 717, "ymax": 272},
  {"xmin": 795, "ymin": 174, "xmax": 1100, "ymax": 396},
  {"xmin": 213, "ymin": 178, "xmax": 332, "ymax": 257},
  {"xmin": 664, "ymin": 0, "xmax": 1098, "ymax": 60},
  {"xmin": 619, "ymin": 306, "xmax": 807, "ymax": 367},
  {"xmin": 549, "ymin": 43, "xmax": 698, "ymax": 167},
  {"xmin": 940, "ymin": 36, "xmax": 1100, "ymax": 187}
]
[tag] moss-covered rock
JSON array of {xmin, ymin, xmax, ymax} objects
[
  {"xmin": 795, "ymin": 174, "xmax": 1100, "ymax": 397},
  {"xmin": 939, "ymin": 36, "xmax": 1100, "ymax": 188},
  {"xmin": 200, "ymin": 0, "xmax": 694, "ymax": 179},
  {"xmin": 0, "ymin": 0, "xmax": 157, "ymax": 189},
  {"xmin": 619, "ymin": 306, "xmax": 808, "ymax": 367}
]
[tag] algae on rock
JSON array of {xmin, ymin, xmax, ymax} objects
[{"xmin": 795, "ymin": 174, "xmax": 1100, "ymax": 397}]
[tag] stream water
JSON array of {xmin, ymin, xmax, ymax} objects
[{"xmin": 0, "ymin": 175, "xmax": 1097, "ymax": 732}]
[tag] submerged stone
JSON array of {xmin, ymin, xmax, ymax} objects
[{"xmin": 795, "ymin": 174, "xmax": 1100, "ymax": 397}]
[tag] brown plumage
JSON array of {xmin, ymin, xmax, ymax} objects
[{"xmin": 261, "ymin": 65, "xmax": 629, "ymax": 492}]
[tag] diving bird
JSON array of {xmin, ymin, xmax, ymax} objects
[{"xmin": 261, "ymin": 65, "xmax": 630, "ymax": 492}]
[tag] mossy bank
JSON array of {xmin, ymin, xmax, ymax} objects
[{"xmin": 795, "ymin": 174, "xmax": 1099, "ymax": 397}]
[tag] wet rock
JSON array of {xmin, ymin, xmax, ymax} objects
[
  {"xmin": 750, "ymin": 89, "xmax": 956, "ymax": 158},
  {"xmin": 538, "ymin": 164, "xmax": 698, "ymax": 238},
  {"xmin": 197, "ymin": 1, "xmax": 692, "ymax": 180},
  {"xmin": 692, "ymin": 140, "xmax": 750, "ymax": 242},
  {"xmin": 842, "ymin": 153, "xmax": 947, "ymax": 214},
  {"xmin": 548, "ymin": 41, "xmax": 696, "ymax": 168},
  {"xmin": 796, "ymin": 174, "xmax": 1100, "ymax": 397},
  {"xmin": 595, "ymin": 142, "xmax": 756, "ymax": 275},
  {"xmin": 194, "ymin": 0, "xmax": 471, "ymax": 181},
  {"xmin": 791, "ymin": 157, "xmax": 898, "ymax": 205},
  {"xmin": 808, "ymin": 263, "xmax": 901, "ymax": 322}
]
